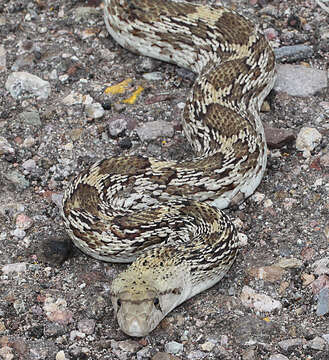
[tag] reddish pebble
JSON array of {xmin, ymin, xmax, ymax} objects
[
  {"xmin": 264, "ymin": 28, "xmax": 278, "ymax": 41},
  {"xmin": 16, "ymin": 214, "xmax": 33, "ymax": 230},
  {"xmin": 310, "ymin": 275, "xmax": 329, "ymax": 294}
]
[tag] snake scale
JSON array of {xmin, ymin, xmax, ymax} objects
[{"xmin": 62, "ymin": 0, "xmax": 276, "ymax": 336}]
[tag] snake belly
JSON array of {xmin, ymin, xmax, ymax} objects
[{"xmin": 62, "ymin": 0, "xmax": 275, "ymax": 337}]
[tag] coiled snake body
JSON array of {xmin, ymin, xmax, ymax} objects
[{"xmin": 62, "ymin": 0, "xmax": 275, "ymax": 336}]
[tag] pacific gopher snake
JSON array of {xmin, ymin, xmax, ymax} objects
[{"xmin": 62, "ymin": 0, "xmax": 276, "ymax": 336}]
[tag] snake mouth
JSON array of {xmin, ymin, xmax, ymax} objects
[
  {"xmin": 119, "ymin": 317, "xmax": 151, "ymax": 337},
  {"xmin": 117, "ymin": 309, "xmax": 159, "ymax": 337}
]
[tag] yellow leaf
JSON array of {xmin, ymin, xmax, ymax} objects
[
  {"xmin": 123, "ymin": 86, "xmax": 144, "ymax": 104},
  {"xmin": 105, "ymin": 78, "xmax": 132, "ymax": 95}
]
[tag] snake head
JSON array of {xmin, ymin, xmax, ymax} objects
[{"xmin": 111, "ymin": 289, "xmax": 164, "ymax": 337}]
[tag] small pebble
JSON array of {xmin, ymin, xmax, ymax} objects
[
  {"xmin": 247, "ymin": 265, "xmax": 285, "ymax": 282},
  {"xmin": 11, "ymin": 228, "xmax": 26, "ymax": 239},
  {"xmin": 164, "ymin": 341, "xmax": 184, "ymax": 354},
  {"xmin": 42, "ymin": 234, "xmax": 72, "ymax": 266},
  {"xmin": 2, "ymin": 262, "xmax": 27, "ymax": 275},
  {"xmin": 187, "ymin": 350, "xmax": 207, "ymax": 359},
  {"xmin": 0, "ymin": 346, "xmax": 14, "ymax": 360},
  {"xmin": 251, "ymin": 192, "xmax": 265, "ymax": 203},
  {"xmin": 152, "ymin": 353, "xmax": 180, "ymax": 360},
  {"xmin": 136, "ymin": 120, "xmax": 174, "ymax": 141},
  {"xmin": 274, "ymin": 45, "xmax": 313, "ymax": 62},
  {"xmin": 119, "ymin": 137, "xmax": 132, "ymax": 150},
  {"xmin": 77, "ymin": 319, "xmax": 96, "ymax": 335},
  {"xmin": 264, "ymin": 125, "xmax": 296, "ymax": 149},
  {"xmin": 307, "ymin": 336, "xmax": 327, "ymax": 350},
  {"xmin": 275, "ymin": 258, "xmax": 303, "ymax": 269},
  {"xmin": 312, "ymin": 258, "xmax": 329, "ymax": 275},
  {"xmin": 0, "ymin": 137, "xmax": 14, "ymax": 155},
  {"xmin": 55, "ymin": 350, "xmax": 66, "ymax": 360},
  {"xmin": 18, "ymin": 111, "xmax": 41, "ymax": 127},
  {"xmin": 269, "ymin": 355, "xmax": 289, "ymax": 360},
  {"xmin": 263, "ymin": 199, "xmax": 273, "ymax": 208},
  {"xmin": 108, "ymin": 118, "xmax": 127, "ymax": 137},
  {"xmin": 278, "ymin": 338, "xmax": 305, "ymax": 351},
  {"xmin": 16, "ymin": 213, "xmax": 33, "ymax": 230},
  {"xmin": 237, "ymin": 232, "xmax": 248, "ymax": 246},
  {"xmin": 322, "ymin": 334, "xmax": 329, "ymax": 343},
  {"xmin": 241, "ymin": 286, "xmax": 282, "ymax": 312},
  {"xmin": 62, "ymin": 91, "xmax": 84, "ymax": 105},
  {"xmin": 200, "ymin": 341, "xmax": 215, "ymax": 352},
  {"xmin": 0, "ymin": 45, "xmax": 6, "ymax": 71},
  {"xmin": 316, "ymin": 288, "xmax": 329, "ymax": 316},
  {"xmin": 5, "ymin": 71, "xmax": 51, "ymax": 99},
  {"xmin": 142, "ymin": 72, "xmax": 163, "ymax": 81},
  {"xmin": 263, "ymin": 28, "xmax": 278, "ymax": 41},
  {"xmin": 260, "ymin": 5, "xmax": 279, "ymax": 18},
  {"xmin": 274, "ymin": 65, "xmax": 327, "ymax": 97},
  {"xmin": 74, "ymin": 6, "xmax": 100, "ymax": 20},
  {"xmin": 85, "ymin": 103, "xmax": 105, "ymax": 119},
  {"xmin": 22, "ymin": 159, "xmax": 37, "ymax": 172},
  {"xmin": 117, "ymin": 340, "xmax": 142, "ymax": 353},
  {"xmin": 320, "ymin": 153, "xmax": 329, "ymax": 167},
  {"xmin": 70, "ymin": 330, "xmax": 85, "ymax": 341},
  {"xmin": 296, "ymin": 127, "xmax": 322, "ymax": 158}
]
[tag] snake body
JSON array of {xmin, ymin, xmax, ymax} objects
[{"xmin": 62, "ymin": 0, "xmax": 275, "ymax": 336}]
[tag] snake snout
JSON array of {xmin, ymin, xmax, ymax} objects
[{"xmin": 120, "ymin": 315, "xmax": 150, "ymax": 337}]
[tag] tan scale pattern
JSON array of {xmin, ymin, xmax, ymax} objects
[{"xmin": 62, "ymin": 0, "xmax": 276, "ymax": 336}]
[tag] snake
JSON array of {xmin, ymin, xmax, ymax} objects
[{"xmin": 62, "ymin": 0, "xmax": 276, "ymax": 337}]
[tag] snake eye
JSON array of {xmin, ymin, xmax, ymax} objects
[
  {"xmin": 153, "ymin": 297, "xmax": 161, "ymax": 311},
  {"xmin": 117, "ymin": 299, "xmax": 122, "ymax": 308}
]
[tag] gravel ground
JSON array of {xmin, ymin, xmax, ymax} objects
[{"xmin": 0, "ymin": 0, "xmax": 328, "ymax": 359}]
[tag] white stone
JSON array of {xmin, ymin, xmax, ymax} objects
[
  {"xmin": 5, "ymin": 71, "xmax": 51, "ymax": 100},
  {"xmin": 55, "ymin": 351, "xmax": 66, "ymax": 360},
  {"xmin": 278, "ymin": 338, "xmax": 305, "ymax": 351},
  {"xmin": 308, "ymin": 336, "xmax": 327, "ymax": 350},
  {"xmin": 0, "ymin": 346, "xmax": 14, "ymax": 360},
  {"xmin": 2, "ymin": 262, "xmax": 27, "ymax": 275},
  {"xmin": 62, "ymin": 91, "xmax": 84, "ymax": 105},
  {"xmin": 251, "ymin": 191, "xmax": 265, "ymax": 203},
  {"xmin": 322, "ymin": 334, "xmax": 329, "ymax": 343},
  {"xmin": 269, "ymin": 355, "xmax": 289, "ymax": 360},
  {"xmin": 85, "ymin": 103, "xmax": 105, "ymax": 119},
  {"xmin": 49, "ymin": 69, "xmax": 58, "ymax": 80},
  {"xmin": 22, "ymin": 159, "xmax": 36, "ymax": 171},
  {"xmin": 241, "ymin": 286, "xmax": 282, "ymax": 312},
  {"xmin": 165, "ymin": 341, "xmax": 184, "ymax": 354},
  {"xmin": 59, "ymin": 74, "xmax": 69, "ymax": 82},
  {"xmin": 0, "ymin": 45, "xmax": 6, "ymax": 71},
  {"xmin": 136, "ymin": 120, "xmax": 174, "ymax": 141},
  {"xmin": 312, "ymin": 257, "xmax": 329, "ymax": 275},
  {"xmin": 11, "ymin": 228, "xmax": 26, "ymax": 238},
  {"xmin": 274, "ymin": 64, "xmax": 327, "ymax": 97},
  {"xmin": 142, "ymin": 72, "xmax": 163, "ymax": 81},
  {"xmin": 263, "ymin": 199, "xmax": 273, "ymax": 208},
  {"xmin": 0, "ymin": 137, "xmax": 14, "ymax": 155},
  {"xmin": 237, "ymin": 232, "xmax": 248, "ymax": 246},
  {"xmin": 296, "ymin": 127, "xmax": 322, "ymax": 158},
  {"xmin": 276, "ymin": 258, "xmax": 303, "ymax": 269}
]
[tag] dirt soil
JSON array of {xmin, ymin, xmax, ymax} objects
[{"xmin": 0, "ymin": 0, "xmax": 328, "ymax": 359}]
